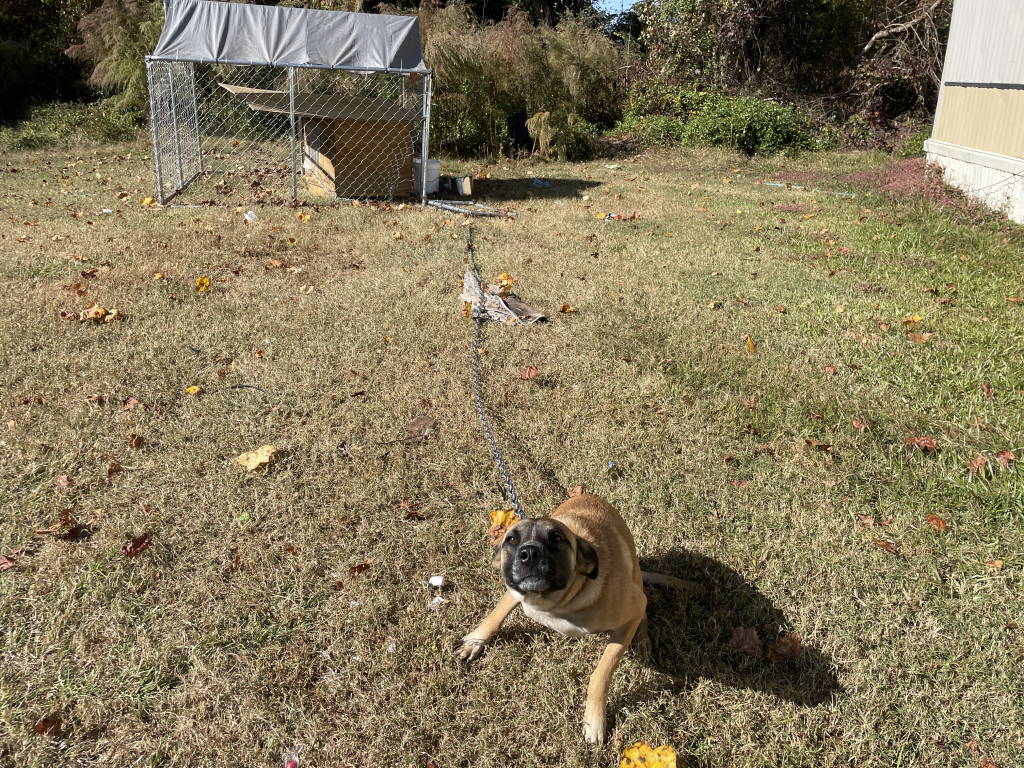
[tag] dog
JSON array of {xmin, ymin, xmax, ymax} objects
[{"xmin": 457, "ymin": 492, "xmax": 692, "ymax": 743}]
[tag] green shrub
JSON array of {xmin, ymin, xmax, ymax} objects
[
  {"xmin": 617, "ymin": 84, "xmax": 817, "ymax": 155},
  {"xmin": 1, "ymin": 101, "xmax": 143, "ymax": 150},
  {"xmin": 896, "ymin": 123, "xmax": 933, "ymax": 157}
]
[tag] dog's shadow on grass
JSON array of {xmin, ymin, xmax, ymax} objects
[{"xmin": 636, "ymin": 549, "xmax": 843, "ymax": 707}]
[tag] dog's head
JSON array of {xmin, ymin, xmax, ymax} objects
[{"xmin": 493, "ymin": 517, "xmax": 598, "ymax": 596}]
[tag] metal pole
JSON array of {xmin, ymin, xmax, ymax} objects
[
  {"xmin": 146, "ymin": 58, "xmax": 166, "ymax": 205},
  {"xmin": 420, "ymin": 72, "xmax": 432, "ymax": 206},
  {"xmin": 188, "ymin": 62, "xmax": 204, "ymax": 174},
  {"xmin": 289, "ymin": 67, "xmax": 297, "ymax": 204}
]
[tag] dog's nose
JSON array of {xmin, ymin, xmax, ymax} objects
[{"xmin": 517, "ymin": 544, "xmax": 543, "ymax": 565}]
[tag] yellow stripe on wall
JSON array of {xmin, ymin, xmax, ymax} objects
[{"xmin": 934, "ymin": 86, "xmax": 1024, "ymax": 160}]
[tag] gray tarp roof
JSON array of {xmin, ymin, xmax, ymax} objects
[{"xmin": 152, "ymin": 0, "xmax": 427, "ymax": 72}]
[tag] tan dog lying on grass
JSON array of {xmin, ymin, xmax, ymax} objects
[{"xmin": 458, "ymin": 493, "xmax": 693, "ymax": 743}]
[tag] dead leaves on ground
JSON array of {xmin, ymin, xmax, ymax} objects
[
  {"xmin": 906, "ymin": 436, "xmax": 938, "ymax": 454},
  {"xmin": 122, "ymin": 533, "xmax": 153, "ymax": 558},
  {"xmin": 34, "ymin": 712, "xmax": 63, "ymax": 737},
  {"xmin": 487, "ymin": 508, "xmax": 520, "ymax": 545},
  {"xmin": 620, "ymin": 741, "xmax": 676, "ymax": 768},
  {"xmin": 521, "ymin": 366, "xmax": 539, "ymax": 380},
  {"xmin": 235, "ymin": 444, "xmax": 277, "ymax": 471},
  {"xmin": 730, "ymin": 626, "xmax": 762, "ymax": 656},
  {"xmin": 730, "ymin": 627, "xmax": 802, "ymax": 664},
  {"xmin": 350, "ymin": 559, "xmax": 371, "ymax": 578},
  {"xmin": 926, "ymin": 514, "xmax": 947, "ymax": 532},
  {"xmin": 35, "ymin": 510, "xmax": 92, "ymax": 541}
]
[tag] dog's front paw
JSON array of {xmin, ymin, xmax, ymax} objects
[
  {"xmin": 582, "ymin": 711, "xmax": 606, "ymax": 744},
  {"xmin": 456, "ymin": 637, "xmax": 487, "ymax": 662}
]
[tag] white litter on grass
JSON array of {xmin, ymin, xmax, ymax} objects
[
  {"xmin": 428, "ymin": 575, "xmax": 445, "ymax": 588},
  {"xmin": 349, "ymin": 600, "xmax": 360, "ymax": 608},
  {"xmin": 385, "ymin": 638, "xmax": 396, "ymax": 653},
  {"xmin": 244, "ymin": 210, "xmax": 258, "ymax": 222},
  {"xmin": 605, "ymin": 164, "xmax": 620, "ymax": 170},
  {"xmin": 429, "ymin": 595, "xmax": 445, "ymax": 610},
  {"xmin": 101, "ymin": 208, "xmax": 113, "ymax": 214}
]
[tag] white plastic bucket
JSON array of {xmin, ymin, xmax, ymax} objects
[{"xmin": 412, "ymin": 159, "xmax": 441, "ymax": 194}]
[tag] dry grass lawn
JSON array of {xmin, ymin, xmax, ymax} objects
[{"xmin": 1, "ymin": 138, "xmax": 1022, "ymax": 768}]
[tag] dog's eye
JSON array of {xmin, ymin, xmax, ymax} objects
[
  {"xmin": 550, "ymin": 533, "xmax": 563, "ymax": 544},
  {"xmin": 505, "ymin": 535, "xmax": 517, "ymax": 545}
]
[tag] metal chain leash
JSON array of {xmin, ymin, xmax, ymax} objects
[{"xmin": 467, "ymin": 226, "xmax": 527, "ymax": 519}]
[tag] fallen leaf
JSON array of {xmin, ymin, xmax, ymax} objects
[
  {"xmin": 926, "ymin": 514, "xmax": 947, "ymax": 532},
  {"xmin": 981, "ymin": 382, "xmax": 993, "ymax": 397},
  {"xmin": 775, "ymin": 305, "xmax": 786, "ymax": 313},
  {"xmin": 873, "ymin": 538, "xmax": 899, "ymax": 555},
  {"xmin": 0, "ymin": 555, "xmax": 13, "ymax": 571},
  {"xmin": 746, "ymin": 396, "xmax": 756, "ymax": 409},
  {"xmin": 103, "ymin": 308, "xmax": 122, "ymax": 324},
  {"xmin": 185, "ymin": 385, "xmax": 202, "ymax": 395},
  {"xmin": 79, "ymin": 303, "xmax": 106, "ymax": 322},
  {"xmin": 766, "ymin": 631, "xmax": 801, "ymax": 663},
  {"xmin": 487, "ymin": 508, "xmax": 520, "ymax": 545},
  {"xmin": 140, "ymin": 197, "xmax": 155, "ymax": 206},
  {"xmin": 722, "ymin": 453, "xmax": 735, "ymax": 467},
  {"xmin": 1005, "ymin": 297, "xmax": 1022, "ymax": 303},
  {"xmin": 406, "ymin": 414, "xmax": 436, "ymax": 439},
  {"xmin": 34, "ymin": 712, "xmax": 63, "ymax": 736},
  {"xmin": 55, "ymin": 475, "xmax": 70, "ymax": 488},
  {"xmin": 906, "ymin": 436, "xmax": 938, "ymax": 453},
  {"xmin": 619, "ymin": 741, "xmax": 677, "ymax": 768},
  {"xmin": 663, "ymin": 232, "xmax": 673, "ymax": 237},
  {"xmin": 995, "ymin": 450, "xmax": 1014, "ymax": 467},
  {"xmin": 297, "ymin": 213, "xmax": 310, "ymax": 222},
  {"xmin": 835, "ymin": 305, "xmax": 845, "ymax": 313},
  {"xmin": 195, "ymin": 276, "xmax": 210, "ymax": 292},
  {"xmin": 559, "ymin": 304, "xmax": 576, "ymax": 314},
  {"xmin": 707, "ymin": 300, "xmax": 722, "ymax": 309},
  {"xmin": 967, "ymin": 455, "xmax": 989, "ymax": 475},
  {"xmin": 805, "ymin": 439, "xmax": 832, "ymax": 451},
  {"xmin": 902, "ymin": 314, "xmax": 921, "ymax": 325},
  {"xmin": 128, "ymin": 434, "xmax": 144, "ymax": 450},
  {"xmin": 985, "ymin": 559, "xmax": 1003, "ymax": 572},
  {"xmin": 732, "ymin": 480, "xmax": 750, "ymax": 489},
  {"xmin": 235, "ymin": 445, "xmax": 277, "ymax": 471},
  {"xmin": 909, "ymin": 333, "xmax": 932, "ymax": 343},
  {"xmin": 852, "ymin": 419, "xmax": 867, "ymax": 432},
  {"xmin": 86, "ymin": 393, "xmax": 108, "ymax": 404},
  {"xmin": 521, "ymin": 366, "xmax": 539, "ymax": 380},
  {"xmin": 288, "ymin": 237, "xmax": 297, "ymax": 245},
  {"xmin": 855, "ymin": 514, "xmax": 874, "ymax": 528},
  {"xmin": 123, "ymin": 533, "xmax": 153, "ymax": 558},
  {"xmin": 350, "ymin": 559, "xmax": 372, "ymax": 577},
  {"xmin": 825, "ymin": 365, "xmax": 837, "ymax": 375},
  {"xmin": 729, "ymin": 626, "xmax": 762, "ymax": 656},
  {"xmin": 980, "ymin": 758, "xmax": 999, "ymax": 768},
  {"xmin": 746, "ymin": 336, "xmax": 758, "ymax": 353},
  {"xmin": 569, "ymin": 485, "xmax": 584, "ymax": 497},
  {"xmin": 123, "ymin": 396, "xmax": 140, "ymax": 411}
]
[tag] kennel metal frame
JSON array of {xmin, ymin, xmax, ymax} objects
[{"xmin": 146, "ymin": 0, "xmax": 432, "ymax": 207}]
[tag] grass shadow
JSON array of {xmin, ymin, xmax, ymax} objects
[{"xmin": 637, "ymin": 549, "xmax": 843, "ymax": 707}]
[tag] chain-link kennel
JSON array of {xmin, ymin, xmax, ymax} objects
[{"xmin": 145, "ymin": 0, "xmax": 432, "ymax": 206}]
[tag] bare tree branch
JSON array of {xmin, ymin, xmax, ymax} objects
[{"xmin": 817, "ymin": 0, "xmax": 944, "ymax": 92}]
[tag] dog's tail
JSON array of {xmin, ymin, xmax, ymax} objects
[{"xmin": 641, "ymin": 571, "xmax": 698, "ymax": 592}]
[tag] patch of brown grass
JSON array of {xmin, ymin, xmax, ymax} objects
[{"xmin": 1, "ymin": 142, "xmax": 1022, "ymax": 768}]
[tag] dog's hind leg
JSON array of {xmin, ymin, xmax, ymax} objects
[
  {"xmin": 582, "ymin": 613, "xmax": 643, "ymax": 744},
  {"xmin": 630, "ymin": 612, "xmax": 651, "ymax": 659},
  {"xmin": 456, "ymin": 590, "xmax": 520, "ymax": 662}
]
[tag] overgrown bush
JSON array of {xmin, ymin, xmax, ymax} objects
[
  {"xmin": 422, "ymin": 0, "xmax": 621, "ymax": 159},
  {"xmin": 618, "ymin": 83, "xmax": 817, "ymax": 155}
]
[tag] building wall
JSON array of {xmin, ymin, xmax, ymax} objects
[{"xmin": 927, "ymin": 0, "xmax": 1024, "ymax": 222}]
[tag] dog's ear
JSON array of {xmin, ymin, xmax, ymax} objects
[{"xmin": 576, "ymin": 537, "xmax": 599, "ymax": 580}]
